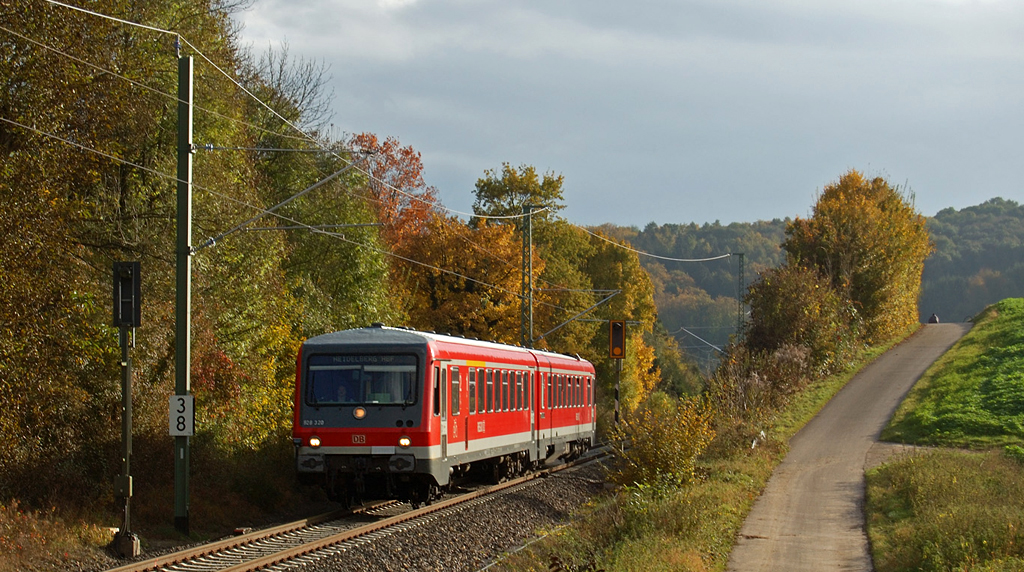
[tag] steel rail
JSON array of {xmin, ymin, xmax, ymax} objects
[
  {"xmin": 219, "ymin": 462, "xmax": 577, "ymax": 572},
  {"xmin": 105, "ymin": 449, "xmax": 609, "ymax": 572},
  {"xmin": 101, "ymin": 502, "xmax": 397, "ymax": 572}
]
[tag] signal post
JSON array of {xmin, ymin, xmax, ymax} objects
[{"xmin": 609, "ymin": 320, "xmax": 625, "ymax": 424}]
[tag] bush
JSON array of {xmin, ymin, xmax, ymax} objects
[
  {"xmin": 743, "ymin": 264, "xmax": 858, "ymax": 375},
  {"xmin": 609, "ymin": 393, "xmax": 715, "ymax": 487},
  {"xmin": 707, "ymin": 343, "xmax": 814, "ymax": 423}
]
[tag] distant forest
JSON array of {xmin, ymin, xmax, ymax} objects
[{"xmin": 606, "ymin": 197, "xmax": 1024, "ymax": 370}]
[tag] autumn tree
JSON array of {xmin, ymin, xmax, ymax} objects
[
  {"xmin": 348, "ymin": 132, "xmax": 439, "ymax": 251},
  {"xmin": 743, "ymin": 264, "xmax": 857, "ymax": 374},
  {"xmin": 396, "ymin": 213, "xmax": 525, "ymax": 343},
  {"xmin": 471, "ymin": 163, "xmax": 565, "ymax": 222},
  {"xmin": 0, "ymin": 0, "xmax": 394, "ymax": 517},
  {"xmin": 783, "ymin": 170, "xmax": 931, "ymax": 342}
]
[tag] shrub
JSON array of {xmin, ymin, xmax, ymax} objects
[
  {"xmin": 707, "ymin": 343, "xmax": 814, "ymax": 423},
  {"xmin": 610, "ymin": 393, "xmax": 715, "ymax": 487}
]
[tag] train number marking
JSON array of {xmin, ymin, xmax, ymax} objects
[
  {"xmin": 476, "ymin": 421, "xmax": 485, "ymax": 433},
  {"xmin": 302, "ymin": 419, "xmax": 325, "ymax": 427},
  {"xmin": 352, "ymin": 434, "xmax": 366, "ymax": 444}
]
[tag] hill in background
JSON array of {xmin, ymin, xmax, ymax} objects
[{"xmin": 605, "ymin": 197, "xmax": 1024, "ymax": 371}]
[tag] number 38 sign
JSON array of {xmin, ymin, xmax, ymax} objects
[{"xmin": 169, "ymin": 395, "xmax": 195, "ymax": 436}]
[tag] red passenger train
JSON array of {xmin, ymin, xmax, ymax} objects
[{"xmin": 292, "ymin": 324, "xmax": 596, "ymax": 507}]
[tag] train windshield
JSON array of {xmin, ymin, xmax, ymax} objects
[{"xmin": 306, "ymin": 354, "xmax": 419, "ymax": 406}]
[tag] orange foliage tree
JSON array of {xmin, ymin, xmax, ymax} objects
[
  {"xmin": 349, "ymin": 133, "xmax": 439, "ymax": 251},
  {"xmin": 395, "ymin": 213, "xmax": 528, "ymax": 343}
]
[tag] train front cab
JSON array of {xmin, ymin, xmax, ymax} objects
[{"xmin": 293, "ymin": 331, "xmax": 448, "ymax": 507}]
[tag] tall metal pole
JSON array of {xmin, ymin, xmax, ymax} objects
[
  {"xmin": 174, "ymin": 51, "xmax": 193, "ymax": 536},
  {"xmin": 119, "ymin": 326, "xmax": 133, "ymax": 532},
  {"xmin": 113, "ymin": 324, "xmax": 140, "ymax": 557},
  {"xmin": 520, "ymin": 205, "xmax": 535, "ymax": 348},
  {"xmin": 735, "ymin": 252, "xmax": 745, "ymax": 335},
  {"xmin": 615, "ymin": 358, "xmax": 621, "ymax": 426}
]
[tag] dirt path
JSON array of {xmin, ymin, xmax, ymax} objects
[{"xmin": 726, "ymin": 322, "xmax": 971, "ymax": 572}]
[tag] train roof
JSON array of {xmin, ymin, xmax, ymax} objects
[{"xmin": 303, "ymin": 324, "xmax": 591, "ymax": 365}]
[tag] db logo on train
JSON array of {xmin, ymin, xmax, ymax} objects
[{"xmin": 352, "ymin": 434, "xmax": 366, "ymax": 444}]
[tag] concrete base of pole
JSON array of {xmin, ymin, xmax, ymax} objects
[{"xmin": 111, "ymin": 531, "xmax": 140, "ymax": 558}]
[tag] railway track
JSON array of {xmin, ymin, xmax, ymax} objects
[{"xmin": 103, "ymin": 453, "xmax": 604, "ymax": 572}]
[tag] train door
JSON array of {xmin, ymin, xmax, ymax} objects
[
  {"xmin": 433, "ymin": 365, "xmax": 447, "ymax": 460},
  {"xmin": 529, "ymin": 369, "xmax": 536, "ymax": 447},
  {"xmin": 449, "ymin": 366, "xmax": 461, "ymax": 453}
]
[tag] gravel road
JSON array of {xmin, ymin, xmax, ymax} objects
[{"xmin": 726, "ymin": 322, "xmax": 970, "ymax": 571}]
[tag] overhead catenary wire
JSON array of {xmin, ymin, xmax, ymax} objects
[
  {"xmin": 0, "ymin": 23, "xmax": 336, "ymax": 149},
  {"xmin": 30, "ymin": 2, "xmax": 737, "ymax": 315},
  {"xmin": 569, "ymin": 220, "xmax": 733, "ymax": 263},
  {"xmin": 4, "ymin": 111, "xmax": 579, "ymax": 316},
  {"xmin": 37, "ymin": 0, "xmax": 568, "ymax": 225}
]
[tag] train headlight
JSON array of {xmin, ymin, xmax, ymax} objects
[
  {"xmin": 398, "ymin": 436, "xmax": 411, "ymax": 448},
  {"xmin": 309, "ymin": 436, "xmax": 321, "ymax": 448},
  {"xmin": 353, "ymin": 407, "xmax": 366, "ymax": 420}
]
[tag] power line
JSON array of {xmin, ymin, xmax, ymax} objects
[
  {"xmin": 0, "ymin": 116, "xmax": 178, "ymax": 183},
  {"xmin": 24, "ymin": 3, "xmax": 710, "ymax": 322},
  {"xmin": 0, "ymin": 23, "xmax": 333, "ymax": 149},
  {"xmin": 38, "ymin": 0, "xmax": 549, "ymax": 225},
  {"xmin": 3, "ymin": 111, "xmax": 578, "ymax": 316},
  {"xmin": 569, "ymin": 220, "xmax": 734, "ymax": 263},
  {"xmin": 43, "ymin": 0, "xmax": 174, "ymax": 36}
]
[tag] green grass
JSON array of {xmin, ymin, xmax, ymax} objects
[
  {"xmin": 866, "ymin": 449, "xmax": 1024, "ymax": 572},
  {"xmin": 883, "ymin": 298, "xmax": 1024, "ymax": 449}
]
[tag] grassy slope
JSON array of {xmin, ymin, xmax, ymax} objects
[
  {"xmin": 884, "ymin": 298, "xmax": 1024, "ymax": 448},
  {"xmin": 867, "ymin": 298, "xmax": 1024, "ymax": 571},
  {"xmin": 495, "ymin": 331, "xmax": 913, "ymax": 572}
]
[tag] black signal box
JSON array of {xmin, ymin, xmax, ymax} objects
[
  {"xmin": 113, "ymin": 261, "xmax": 141, "ymax": 328},
  {"xmin": 609, "ymin": 320, "xmax": 626, "ymax": 359}
]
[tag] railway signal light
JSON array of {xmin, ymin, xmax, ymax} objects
[
  {"xmin": 112, "ymin": 261, "xmax": 141, "ymax": 328},
  {"xmin": 609, "ymin": 320, "xmax": 626, "ymax": 359}
]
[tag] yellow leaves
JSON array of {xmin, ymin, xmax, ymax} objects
[
  {"xmin": 783, "ymin": 170, "xmax": 930, "ymax": 343},
  {"xmin": 610, "ymin": 394, "xmax": 716, "ymax": 486}
]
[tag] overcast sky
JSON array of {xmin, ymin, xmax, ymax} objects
[{"xmin": 233, "ymin": 0, "xmax": 1024, "ymax": 227}]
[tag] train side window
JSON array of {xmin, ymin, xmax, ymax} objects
[
  {"xmin": 432, "ymin": 366, "xmax": 440, "ymax": 416},
  {"xmin": 468, "ymin": 368, "xmax": 476, "ymax": 414},
  {"xmin": 576, "ymin": 376, "xmax": 581, "ymax": 407},
  {"xmin": 512, "ymin": 372, "xmax": 519, "ymax": 411},
  {"xmin": 451, "ymin": 366, "xmax": 460, "ymax": 416},
  {"xmin": 478, "ymin": 368, "xmax": 485, "ymax": 413},
  {"xmin": 492, "ymin": 370, "xmax": 499, "ymax": 412},
  {"xmin": 526, "ymin": 371, "xmax": 532, "ymax": 409},
  {"xmin": 546, "ymin": 374, "xmax": 552, "ymax": 408},
  {"xmin": 502, "ymin": 371, "xmax": 509, "ymax": 411},
  {"xmin": 486, "ymin": 369, "xmax": 494, "ymax": 412}
]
